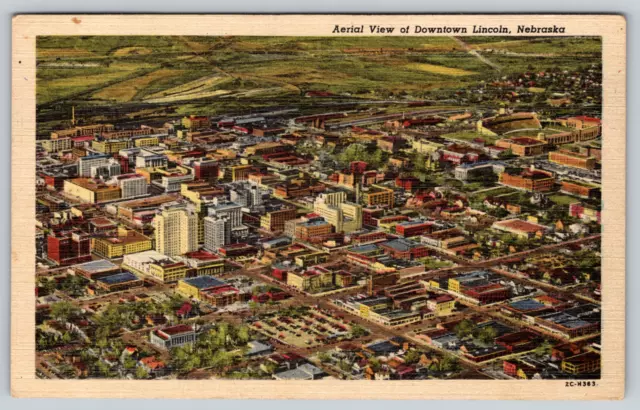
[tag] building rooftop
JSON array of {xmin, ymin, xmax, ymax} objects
[
  {"xmin": 380, "ymin": 238, "xmax": 423, "ymax": 252},
  {"xmin": 181, "ymin": 275, "xmax": 227, "ymax": 290},
  {"xmin": 159, "ymin": 324, "xmax": 194, "ymax": 336},
  {"xmin": 493, "ymin": 219, "xmax": 548, "ymax": 233},
  {"xmin": 98, "ymin": 271, "xmax": 141, "ymax": 285},
  {"xmin": 502, "ymin": 137, "xmax": 546, "ymax": 146},
  {"xmin": 74, "ymin": 259, "xmax": 119, "ymax": 273}
]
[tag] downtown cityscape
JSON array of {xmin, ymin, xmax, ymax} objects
[{"xmin": 35, "ymin": 35, "xmax": 602, "ymax": 381}]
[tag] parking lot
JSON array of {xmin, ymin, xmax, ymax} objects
[{"xmin": 250, "ymin": 308, "xmax": 355, "ymax": 348}]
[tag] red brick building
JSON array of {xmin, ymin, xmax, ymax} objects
[
  {"xmin": 499, "ymin": 168, "xmax": 555, "ymax": 192},
  {"xmin": 47, "ymin": 230, "xmax": 92, "ymax": 266},
  {"xmin": 395, "ymin": 221, "xmax": 434, "ymax": 237}
]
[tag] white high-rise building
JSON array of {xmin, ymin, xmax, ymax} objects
[
  {"xmin": 207, "ymin": 198, "xmax": 243, "ymax": 228},
  {"xmin": 78, "ymin": 154, "xmax": 111, "ymax": 177},
  {"xmin": 204, "ymin": 216, "xmax": 228, "ymax": 252},
  {"xmin": 91, "ymin": 159, "xmax": 121, "ymax": 179},
  {"xmin": 114, "ymin": 174, "xmax": 148, "ymax": 199},
  {"xmin": 153, "ymin": 204, "xmax": 198, "ymax": 257},
  {"xmin": 249, "ymin": 185, "xmax": 263, "ymax": 207}
]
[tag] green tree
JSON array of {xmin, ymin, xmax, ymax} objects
[
  {"xmin": 123, "ymin": 356, "xmax": 137, "ymax": 370},
  {"xmin": 50, "ymin": 301, "xmax": 79, "ymax": 322},
  {"xmin": 350, "ymin": 324, "xmax": 368, "ymax": 338},
  {"xmin": 404, "ymin": 349, "xmax": 422, "ymax": 364},
  {"xmin": 317, "ymin": 352, "xmax": 332, "ymax": 363},
  {"xmin": 338, "ymin": 360, "xmax": 352, "ymax": 372},
  {"xmin": 216, "ymin": 322, "xmax": 229, "ymax": 348},
  {"xmin": 368, "ymin": 358, "xmax": 382, "ymax": 372},
  {"xmin": 135, "ymin": 366, "xmax": 149, "ymax": 379},
  {"xmin": 236, "ymin": 325, "xmax": 251, "ymax": 345},
  {"xmin": 210, "ymin": 350, "xmax": 233, "ymax": 372},
  {"xmin": 534, "ymin": 340, "xmax": 553, "ymax": 357},
  {"xmin": 454, "ymin": 319, "xmax": 475, "ymax": 339},
  {"xmin": 476, "ymin": 326, "xmax": 498, "ymax": 344},
  {"xmin": 38, "ymin": 278, "xmax": 57, "ymax": 295}
]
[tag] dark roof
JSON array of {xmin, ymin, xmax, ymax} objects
[
  {"xmin": 181, "ymin": 275, "xmax": 226, "ymax": 289},
  {"xmin": 98, "ymin": 271, "xmax": 140, "ymax": 285}
]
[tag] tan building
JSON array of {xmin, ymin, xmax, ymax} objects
[
  {"xmin": 41, "ymin": 138, "xmax": 72, "ymax": 153},
  {"xmin": 153, "ymin": 205, "xmax": 198, "ymax": 257},
  {"xmin": 134, "ymin": 136, "xmax": 160, "ymax": 147},
  {"xmin": 63, "ymin": 178, "xmax": 121, "ymax": 203},
  {"xmin": 499, "ymin": 168, "xmax": 555, "ymax": 192},
  {"xmin": 362, "ymin": 185, "xmax": 395, "ymax": 208},
  {"xmin": 92, "ymin": 228, "xmax": 153, "ymax": 259},
  {"xmin": 260, "ymin": 207, "xmax": 297, "ymax": 233},
  {"xmin": 549, "ymin": 150, "xmax": 596, "ymax": 170},
  {"xmin": 287, "ymin": 269, "xmax": 333, "ymax": 291},
  {"xmin": 51, "ymin": 123, "xmax": 115, "ymax": 139},
  {"xmin": 314, "ymin": 195, "xmax": 362, "ymax": 233},
  {"xmin": 148, "ymin": 261, "xmax": 191, "ymax": 283},
  {"xmin": 92, "ymin": 139, "xmax": 131, "ymax": 154},
  {"xmin": 495, "ymin": 137, "xmax": 546, "ymax": 157},
  {"xmin": 244, "ymin": 142, "xmax": 287, "ymax": 156},
  {"xmin": 182, "ymin": 115, "xmax": 210, "ymax": 130}
]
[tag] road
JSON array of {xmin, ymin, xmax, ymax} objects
[{"xmin": 452, "ymin": 37, "xmax": 501, "ymax": 71}]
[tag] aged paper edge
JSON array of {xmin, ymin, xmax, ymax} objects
[{"xmin": 11, "ymin": 14, "xmax": 626, "ymax": 400}]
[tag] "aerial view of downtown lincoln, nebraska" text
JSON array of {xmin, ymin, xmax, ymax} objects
[{"xmin": 35, "ymin": 35, "xmax": 602, "ymax": 381}]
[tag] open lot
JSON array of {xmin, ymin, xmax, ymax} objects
[{"xmin": 250, "ymin": 307, "xmax": 361, "ymax": 349}]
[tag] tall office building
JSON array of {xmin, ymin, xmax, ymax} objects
[
  {"xmin": 78, "ymin": 154, "xmax": 111, "ymax": 177},
  {"xmin": 249, "ymin": 185, "xmax": 263, "ymax": 207},
  {"xmin": 203, "ymin": 216, "xmax": 229, "ymax": 252},
  {"xmin": 154, "ymin": 205, "xmax": 198, "ymax": 256},
  {"xmin": 91, "ymin": 159, "xmax": 121, "ymax": 179},
  {"xmin": 206, "ymin": 198, "xmax": 249, "ymax": 241},
  {"xmin": 313, "ymin": 195, "xmax": 362, "ymax": 233},
  {"xmin": 229, "ymin": 183, "xmax": 263, "ymax": 210}
]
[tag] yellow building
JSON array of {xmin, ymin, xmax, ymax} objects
[
  {"xmin": 134, "ymin": 136, "xmax": 160, "ymax": 148},
  {"xmin": 148, "ymin": 261, "xmax": 191, "ymax": 283},
  {"xmin": 63, "ymin": 178, "xmax": 121, "ymax": 203},
  {"xmin": 560, "ymin": 352, "xmax": 601, "ymax": 375},
  {"xmin": 92, "ymin": 139, "xmax": 131, "ymax": 154},
  {"xmin": 244, "ymin": 142, "xmax": 286, "ymax": 156},
  {"xmin": 287, "ymin": 270, "xmax": 333, "ymax": 291},
  {"xmin": 427, "ymin": 296, "xmax": 456, "ymax": 316},
  {"xmin": 294, "ymin": 251, "xmax": 329, "ymax": 268},
  {"xmin": 319, "ymin": 191, "xmax": 347, "ymax": 206},
  {"xmin": 192, "ymin": 260, "xmax": 225, "ymax": 276},
  {"xmin": 177, "ymin": 280, "xmax": 200, "ymax": 299},
  {"xmin": 411, "ymin": 139, "xmax": 444, "ymax": 154},
  {"xmin": 182, "ymin": 115, "xmax": 210, "ymax": 130},
  {"xmin": 92, "ymin": 228, "xmax": 153, "ymax": 258},
  {"xmin": 230, "ymin": 165, "xmax": 253, "ymax": 181},
  {"xmin": 41, "ymin": 138, "xmax": 72, "ymax": 153},
  {"xmin": 313, "ymin": 197, "xmax": 362, "ymax": 233},
  {"xmin": 448, "ymin": 278, "xmax": 461, "ymax": 293},
  {"xmin": 362, "ymin": 185, "xmax": 395, "ymax": 208}
]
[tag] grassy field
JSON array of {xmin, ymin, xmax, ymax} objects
[
  {"xmin": 35, "ymin": 35, "xmax": 602, "ymax": 130},
  {"xmin": 441, "ymin": 130, "xmax": 500, "ymax": 145},
  {"xmin": 549, "ymin": 194, "xmax": 580, "ymax": 206},
  {"xmin": 406, "ymin": 63, "xmax": 476, "ymax": 76},
  {"xmin": 92, "ymin": 68, "xmax": 185, "ymax": 102},
  {"xmin": 469, "ymin": 37, "xmax": 601, "ymax": 55}
]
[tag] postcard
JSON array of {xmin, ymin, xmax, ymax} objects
[{"xmin": 12, "ymin": 14, "xmax": 625, "ymax": 399}]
